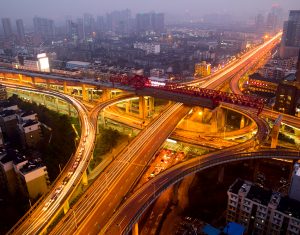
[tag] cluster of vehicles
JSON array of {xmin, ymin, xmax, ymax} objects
[{"xmin": 42, "ymin": 136, "xmax": 87, "ymax": 212}]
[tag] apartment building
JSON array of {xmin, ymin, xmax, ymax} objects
[{"xmin": 227, "ymin": 178, "xmax": 300, "ymax": 235}]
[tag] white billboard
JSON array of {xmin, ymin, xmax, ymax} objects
[{"xmin": 37, "ymin": 53, "xmax": 50, "ymax": 72}]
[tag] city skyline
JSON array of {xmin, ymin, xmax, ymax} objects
[{"xmin": 0, "ymin": 0, "xmax": 299, "ymax": 24}]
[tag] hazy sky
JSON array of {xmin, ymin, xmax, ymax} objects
[{"xmin": 1, "ymin": 0, "xmax": 299, "ymax": 23}]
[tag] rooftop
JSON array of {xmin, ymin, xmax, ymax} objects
[
  {"xmin": 229, "ymin": 178, "xmax": 244, "ymax": 194},
  {"xmin": 22, "ymin": 119, "xmax": 39, "ymax": 128},
  {"xmin": 21, "ymin": 110, "xmax": 36, "ymax": 118},
  {"xmin": 223, "ymin": 222, "xmax": 245, "ymax": 235},
  {"xmin": 0, "ymin": 101, "xmax": 17, "ymax": 109},
  {"xmin": 246, "ymin": 184, "xmax": 273, "ymax": 206},
  {"xmin": 277, "ymin": 196, "xmax": 300, "ymax": 220},
  {"xmin": 0, "ymin": 109, "xmax": 16, "ymax": 117},
  {"xmin": 249, "ymin": 72, "xmax": 280, "ymax": 83},
  {"xmin": 0, "ymin": 149, "xmax": 26, "ymax": 165},
  {"xmin": 19, "ymin": 158, "xmax": 44, "ymax": 174},
  {"xmin": 66, "ymin": 61, "xmax": 90, "ymax": 66}
]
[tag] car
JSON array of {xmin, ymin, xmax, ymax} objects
[
  {"xmin": 62, "ymin": 177, "xmax": 69, "ymax": 185},
  {"xmin": 55, "ymin": 185, "xmax": 64, "ymax": 194},
  {"xmin": 42, "ymin": 201, "xmax": 52, "ymax": 211},
  {"xmin": 73, "ymin": 162, "xmax": 79, "ymax": 169}
]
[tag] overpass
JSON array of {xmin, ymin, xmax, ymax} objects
[
  {"xmin": 5, "ymin": 85, "xmax": 133, "ymax": 235},
  {"xmin": 0, "ymin": 33, "xmax": 281, "ymax": 111},
  {"xmin": 49, "ymin": 98, "xmax": 269, "ymax": 235},
  {"xmin": 103, "ymin": 149, "xmax": 300, "ymax": 235},
  {"xmin": 4, "ymin": 33, "xmax": 282, "ymax": 234},
  {"xmin": 45, "ymin": 33, "xmax": 279, "ymax": 234}
]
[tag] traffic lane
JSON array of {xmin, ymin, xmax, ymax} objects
[
  {"xmin": 77, "ymin": 122, "xmax": 176, "ymax": 235},
  {"xmin": 77, "ymin": 107, "xmax": 190, "ymax": 234},
  {"xmin": 52, "ymin": 104, "xmax": 187, "ymax": 234}
]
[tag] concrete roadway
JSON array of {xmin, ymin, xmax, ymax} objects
[
  {"xmin": 48, "ymin": 33, "xmax": 280, "ymax": 235},
  {"xmin": 3, "ymin": 83, "xmax": 133, "ymax": 235},
  {"xmin": 103, "ymin": 149, "xmax": 300, "ymax": 235},
  {"xmin": 49, "ymin": 103, "xmax": 191, "ymax": 235},
  {"xmin": 4, "ymin": 83, "xmax": 92, "ymax": 235},
  {"xmin": 228, "ymin": 49, "xmax": 300, "ymax": 130}
]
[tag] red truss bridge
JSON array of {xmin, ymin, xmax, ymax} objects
[{"xmin": 110, "ymin": 74, "xmax": 266, "ymax": 115}]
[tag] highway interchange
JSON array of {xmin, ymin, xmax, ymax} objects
[{"xmin": 2, "ymin": 32, "xmax": 299, "ymax": 235}]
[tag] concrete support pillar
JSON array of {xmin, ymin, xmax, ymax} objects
[
  {"xmin": 82, "ymin": 170, "xmax": 88, "ymax": 186},
  {"xmin": 148, "ymin": 97, "xmax": 155, "ymax": 116},
  {"xmin": 63, "ymin": 81, "xmax": 67, "ymax": 94},
  {"xmin": 18, "ymin": 74, "xmax": 23, "ymax": 82},
  {"xmin": 132, "ymin": 222, "xmax": 139, "ymax": 235},
  {"xmin": 211, "ymin": 111, "xmax": 218, "ymax": 133},
  {"xmin": 31, "ymin": 77, "xmax": 36, "ymax": 85},
  {"xmin": 46, "ymin": 80, "xmax": 50, "ymax": 89},
  {"xmin": 102, "ymin": 89, "xmax": 110, "ymax": 101},
  {"xmin": 100, "ymin": 112, "xmax": 105, "ymax": 128},
  {"xmin": 82, "ymin": 84, "xmax": 88, "ymax": 101},
  {"xmin": 68, "ymin": 104, "xmax": 71, "ymax": 116},
  {"xmin": 271, "ymin": 125, "xmax": 280, "ymax": 149},
  {"xmin": 139, "ymin": 96, "xmax": 146, "ymax": 119},
  {"xmin": 271, "ymin": 114, "xmax": 283, "ymax": 149},
  {"xmin": 63, "ymin": 200, "xmax": 70, "ymax": 214},
  {"xmin": 218, "ymin": 166, "xmax": 225, "ymax": 184},
  {"xmin": 55, "ymin": 98, "xmax": 59, "ymax": 112},
  {"xmin": 125, "ymin": 101, "xmax": 130, "ymax": 114},
  {"xmin": 240, "ymin": 116, "xmax": 245, "ymax": 129},
  {"xmin": 211, "ymin": 107, "xmax": 226, "ymax": 132}
]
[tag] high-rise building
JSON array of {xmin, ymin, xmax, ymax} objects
[
  {"xmin": 83, "ymin": 13, "xmax": 96, "ymax": 38},
  {"xmin": 274, "ymin": 76, "xmax": 300, "ymax": 116},
  {"xmin": 195, "ymin": 61, "xmax": 211, "ymax": 78},
  {"xmin": 266, "ymin": 5, "xmax": 283, "ymax": 33},
  {"xmin": 151, "ymin": 13, "xmax": 164, "ymax": 33},
  {"xmin": 280, "ymin": 10, "xmax": 300, "ymax": 58},
  {"xmin": 255, "ymin": 14, "xmax": 265, "ymax": 33},
  {"xmin": 227, "ymin": 179, "xmax": 300, "ymax": 235},
  {"xmin": 296, "ymin": 45, "xmax": 300, "ymax": 82},
  {"xmin": 1, "ymin": 18, "xmax": 13, "ymax": 38},
  {"xmin": 289, "ymin": 163, "xmax": 300, "ymax": 201},
  {"xmin": 136, "ymin": 13, "xmax": 152, "ymax": 33},
  {"xmin": 33, "ymin": 17, "xmax": 54, "ymax": 41},
  {"xmin": 106, "ymin": 9, "xmax": 131, "ymax": 35},
  {"xmin": 76, "ymin": 18, "xmax": 84, "ymax": 40},
  {"xmin": 66, "ymin": 20, "xmax": 79, "ymax": 42},
  {"xmin": 136, "ymin": 13, "xmax": 165, "ymax": 34},
  {"xmin": 16, "ymin": 19, "xmax": 25, "ymax": 42}
]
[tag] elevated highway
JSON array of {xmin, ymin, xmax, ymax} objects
[
  {"xmin": 3, "ymin": 32, "xmax": 282, "ymax": 234},
  {"xmin": 228, "ymin": 54, "xmax": 300, "ymax": 130},
  {"xmin": 4, "ymin": 84, "xmax": 134, "ymax": 235},
  {"xmin": 46, "ymin": 33, "xmax": 280, "ymax": 235},
  {"xmin": 103, "ymin": 149, "xmax": 300, "ymax": 235},
  {"xmin": 50, "ymin": 98, "xmax": 269, "ymax": 234},
  {"xmin": 49, "ymin": 103, "xmax": 191, "ymax": 235}
]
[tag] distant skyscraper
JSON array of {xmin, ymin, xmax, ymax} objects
[
  {"xmin": 297, "ymin": 50, "xmax": 300, "ymax": 82},
  {"xmin": 280, "ymin": 10, "xmax": 300, "ymax": 58},
  {"xmin": 266, "ymin": 5, "xmax": 283, "ymax": 33},
  {"xmin": 66, "ymin": 20, "xmax": 79, "ymax": 42},
  {"xmin": 1, "ymin": 18, "xmax": 13, "ymax": 38},
  {"xmin": 106, "ymin": 9, "xmax": 131, "ymax": 35},
  {"xmin": 255, "ymin": 14, "xmax": 265, "ymax": 33},
  {"xmin": 16, "ymin": 19, "xmax": 25, "ymax": 42},
  {"xmin": 289, "ymin": 163, "xmax": 300, "ymax": 201},
  {"xmin": 136, "ymin": 13, "xmax": 152, "ymax": 33},
  {"xmin": 152, "ymin": 13, "xmax": 164, "ymax": 33},
  {"xmin": 136, "ymin": 13, "xmax": 165, "ymax": 34},
  {"xmin": 76, "ymin": 18, "xmax": 84, "ymax": 40},
  {"xmin": 33, "ymin": 17, "xmax": 54, "ymax": 41},
  {"xmin": 83, "ymin": 13, "xmax": 96, "ymax": 38}
]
